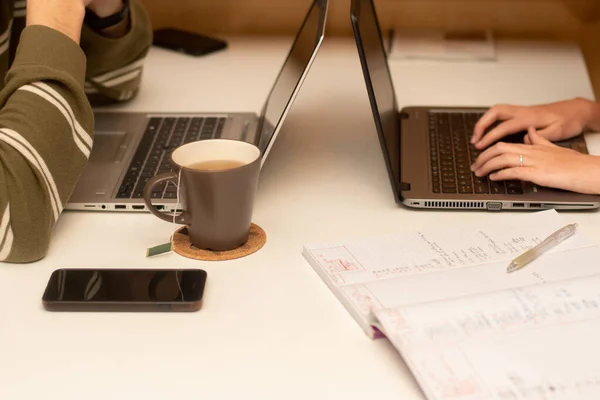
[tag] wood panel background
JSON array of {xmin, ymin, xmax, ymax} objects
[{"xmin": 138, "ymin": 0, "xmax": 600, "ymax": 97}]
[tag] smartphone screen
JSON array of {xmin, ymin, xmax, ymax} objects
[
  {"xmin": 152, "ymin": 28, "xmax": 227, "ymax": 56},
  {"xmin": 42, "ymin": 268, "xmax": 207, "ymax": 312}
]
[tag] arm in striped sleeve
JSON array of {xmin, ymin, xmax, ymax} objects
[
  {"xmin": 0, "ymin": 26, "xmax": 93, "ymax": 263},
  {"xmin": 81, "ymin": 0, "xmax": 152, "ymax": 103}
]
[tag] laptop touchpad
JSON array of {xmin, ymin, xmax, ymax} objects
[{"xmin": 89, "ymin": 131, "xmax": 129, "ymax": 163}]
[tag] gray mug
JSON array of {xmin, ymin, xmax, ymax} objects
[{"xmin": 144, "ymin": 139, "xmax": 261, "ymax": 251}]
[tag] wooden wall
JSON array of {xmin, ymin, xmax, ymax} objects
[{"xmin": 138, "ymin": 0, "xmax": 600, "ymax": 97}]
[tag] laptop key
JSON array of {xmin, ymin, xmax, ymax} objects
[
  {"xmin": 490, "ymin": 181, "xmax": 506, "ymax": 194},
  {"xmin": 459, "ymin": 186, "xmax": 473, "ymax": 194},
  {"xmin": 215, "ymin": 118, "xmax": 225, "ymax": 137},
  {"xmin": 507, "ymin": 186, "xmax": 523, "ymax": 195},
  {"xmin": 117, "ymin": 188, "xmax": 132, "ymax": 198},
  {"xmin": 474, "ymin": 185, "xmax": 489, "ymax": 194},
  {"xmin": 442, "ymin": 188, "xmax": 457, "ymax": 193},
  {"xmin": 184, "ymin": 134, "xmax": 198, "ymax": 143}
]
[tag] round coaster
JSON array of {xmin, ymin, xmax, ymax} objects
[{"xmin": 172, "ymin": 223, "xmax": 266, "ymax": 261}]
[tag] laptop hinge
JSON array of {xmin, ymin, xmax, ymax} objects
[{"xmin": 397, "ymin": 112, "xmax": 409, "ymax": 193}]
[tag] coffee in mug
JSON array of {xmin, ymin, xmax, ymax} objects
[
  {"xmin": 143, "ymin": 139, "xmax": 261, "ymax": 251},
  {"xmin": 187, "ymin": 160, "xmax": 245, "ymax": 171}
]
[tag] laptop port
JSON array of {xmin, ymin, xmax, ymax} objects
[
  {"xmin": 530, "ymin": 204, "xmax": 541, "ymax": 208},
  {"xmin": 512, "ymin": 203, "xmax": 524, "ymax": 208},
  {"xmin": 486, "ymin": 202, "xmax": 502, "ymax": 211},
  {"xmin": 154, "ymin": 205, "xmax": 164, "ymax": 211},
  {"xmin": 132, "ymin": 205, "xmax": 145, "ymax": 210},
  {"xmin": 115, "ymin": 205, "xmax": 126, "ymax": 210}
]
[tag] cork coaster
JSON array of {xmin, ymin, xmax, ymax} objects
[{"xmin": 172, "ymin": 223, "xmax": 266, "ymax": 261}]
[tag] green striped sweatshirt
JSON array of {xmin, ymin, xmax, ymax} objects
[{"xmin": 0, "ymin": 0, "xmax": 152, "ymax": 262}]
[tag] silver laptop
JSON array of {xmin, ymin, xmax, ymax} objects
[
  {"xmin": 67, "ymin": 0, "xmax": 328, "ymax": 212},
  {"xmin": 351, "ymin": 0, "xmax": 600, "ymax": 211}
]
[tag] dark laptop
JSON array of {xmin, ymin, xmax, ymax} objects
[{"xmin": 350, "ymin": 0, "xmax": 600, "ymax": 211}]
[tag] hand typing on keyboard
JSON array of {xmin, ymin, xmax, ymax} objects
[
  {"xmin": 470, "ymin": 98, "xmax": 600, "ymax": 150},
  {"xmin": 470, "ymin": 127, "xmax": 600, "ymax": 195}
]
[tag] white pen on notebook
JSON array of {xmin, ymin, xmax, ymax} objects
[{"xmin": 507, "ymin": 223, "xmax": 578, "ymax": 273}]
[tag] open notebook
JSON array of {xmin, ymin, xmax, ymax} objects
[{"xmin": 303, "ymin": 210, "xmax": 600, "ymax": 399}]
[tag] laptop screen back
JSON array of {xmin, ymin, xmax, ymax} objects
[
  {"xmin": 351, "ymin": 0, "xmax": 400, "ymax": 188},
  {"xmin": 257, "ymin": 0, "xmax": 326, "ymax": 155}
]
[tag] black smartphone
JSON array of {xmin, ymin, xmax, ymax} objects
[
  {"xmin": 42, "ymin": 268, "xmax": 207, "ymax": 312},
  {"xmin": 152, "ymin": 28, "xmax": 227, "ymax": 56}
]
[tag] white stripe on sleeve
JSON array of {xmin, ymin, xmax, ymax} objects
[{"xmin": 0, "ymin": 129, "xmax": 62, "ymax": 220}]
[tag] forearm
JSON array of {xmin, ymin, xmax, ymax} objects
[
  {"xmin": 579, "ymin": 97, "xmax": 600, "ymax": 132},
  {"xmin": 26, "ymin": 0, "xmax": 85, "ymax": 44},
  {"xmin": 82, "ymin": 0, "xmax": 152, "ymax": 103},
  {"xmin": 0, "ymin": 26, "xmax": 93, "ymax": 263},
  {"xmin": 86, "ymin": 0, "xmax": 130, "ymax": 39}
]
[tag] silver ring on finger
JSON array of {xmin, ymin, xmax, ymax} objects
[{"xmin": 519, "ymin": 154, "xmax": 524, "ymax": 167}]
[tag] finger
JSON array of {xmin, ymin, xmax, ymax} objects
[
  {"xmin": 524, "ymin": 134, "xmax": 532, "ymax": 145},
  {"xmin": 471, "ymin": 142, "xmax": 530, "ymax": 171},
  {"xmin": 473, "ymin": 153, "xmax": 526, "ymax": 177},
  {"xmin": 527, "ymin": 126, "xmax": 553, "ymax": 146},
  {"xmin": 489, "ymin": 167, "xmax": 537, "ymax": 182},
  {"xmin": 471, "ymin": 105, "xmax": 516, "ymax": 144},
  {"xmin": 532, "ymin": 125, "xmax": 560, "ymax": 146},
  {"xmin": 474, "ymin": 118, "xmax": 532, "ymax": 149}
]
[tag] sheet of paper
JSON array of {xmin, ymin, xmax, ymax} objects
[
  {"xmin": 388, "ymin": 29, "xmax": 496, "ymax": 61},
  {"xmin": 375, "ymin": 275, "xmax": 600, "ymax": 400},
  {"xmin": 304, "ymin": 210, "xmax": 600, "ymax": 334}
]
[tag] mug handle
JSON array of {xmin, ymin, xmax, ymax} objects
[{"xmin": 143, "ymin": 172, "xmax": 192, "ymax": 225}]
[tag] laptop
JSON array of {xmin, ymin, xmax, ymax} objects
[
  {"xmin": 67, "ymin": 0, "xmax": 328, "ymax": 213},
  {"xmin": 350, "ymin": 0, "xmax": 600, "ymax": 211}
]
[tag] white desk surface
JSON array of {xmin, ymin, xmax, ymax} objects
[{"xmin": 2, "ymin": 37, "xmax": 600, "ymax": 400}]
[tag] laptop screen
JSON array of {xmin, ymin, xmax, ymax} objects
[
  {"xmin": 351, "ymin": 0, "xmax": 400, "ymax": 188},
  {"xmin": 257, "ymin": 0, "xmax": 326, "ymax": 154}
]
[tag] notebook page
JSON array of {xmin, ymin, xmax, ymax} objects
[
  {"xmin": 303, "ymin": 210, "xmax": 600, "ymax": 336},
  {"xmin": 374, "ymin": 274, "xmax": 600, "ymax": 400}
]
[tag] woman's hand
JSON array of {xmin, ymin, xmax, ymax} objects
[
  {"xmin": 85, "ymin": 0, "xmax": 129, "ymax": 38},
  {"xmin": 471, "ymin": 98, "xmax": 598, "ymax": 150},
  {"xmin": 470, "ymin": 127, "xmax": 600, "ymax": 195},
  {"xmin": 27, "ymin": 0, "xmax": 89, "ymax": 43},
  {"xmin": 86, "ymin": 0, "xmax": 125, "ymax": 17}
]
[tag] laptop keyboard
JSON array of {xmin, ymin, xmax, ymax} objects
[
  {"xmin": 428, "ymin": 112, "xmax": 524, "ymax": 195},
  {"xmin": 116, "ymin": 116, "xmax": 226, "ymax": 199}
]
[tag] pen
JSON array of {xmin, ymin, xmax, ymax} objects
[{"xmin": 506, "ymin": 223, "xmax": 578, "ymax": 273}]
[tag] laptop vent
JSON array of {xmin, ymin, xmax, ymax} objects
[{"xmin": 422, "ymin": 201, "xmax": 485, "ymax": 209}]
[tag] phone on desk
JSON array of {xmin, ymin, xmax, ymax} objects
[
  {"xmin": 42, "ymin": 268, "xmax": 207, "ymax": 312},
  {"xmin": 153, "ymin": 28, "xmax": 228, "ymax": 56}
]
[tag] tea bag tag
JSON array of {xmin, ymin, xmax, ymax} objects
[
  {"xmin": 173, "ymin": 168, "xmax": 182, "ymax": 224},
  {"xmin": 146, "ymin": 242, "xmax": 172, "ymax": 257},
  {"xmin": 146, "ymin": 169, "xmax": 183, "ymax": 257}
]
